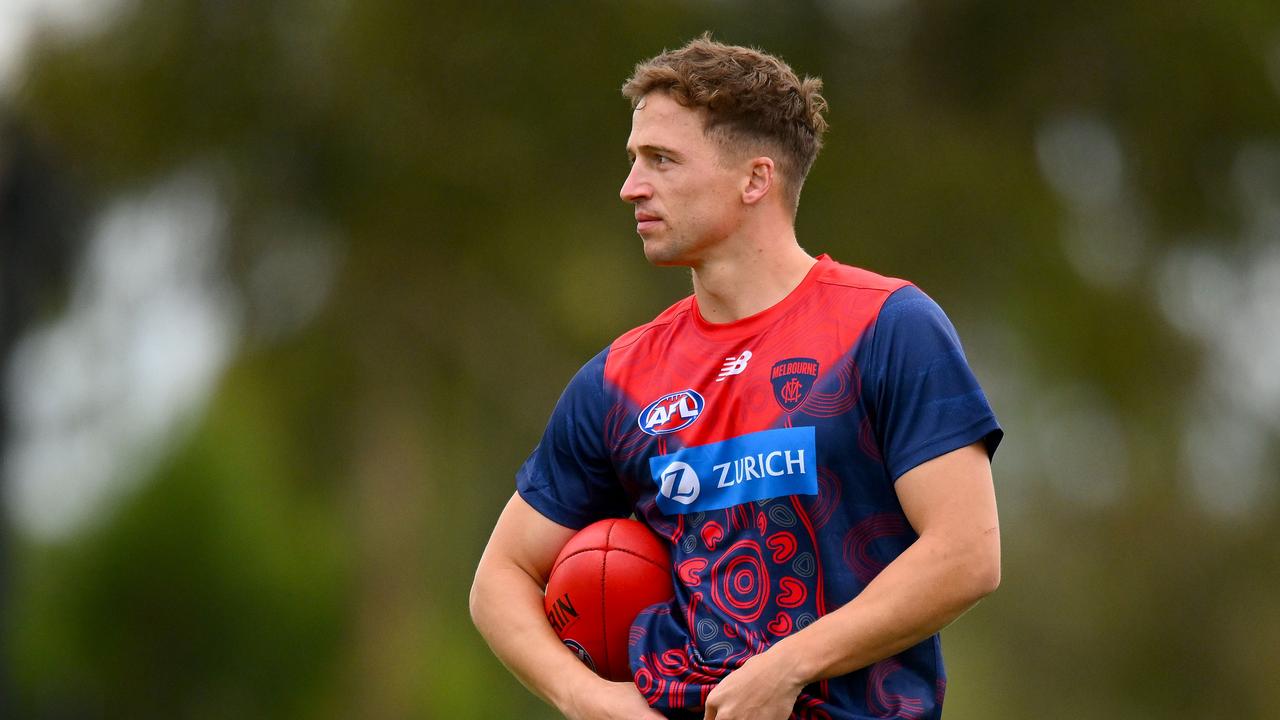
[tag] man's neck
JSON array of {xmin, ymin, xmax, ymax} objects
[{"xmin": 690, "ymin": 228, "xmax": 817, "ymax": 324}]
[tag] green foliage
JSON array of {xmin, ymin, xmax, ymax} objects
[
  {"xmin": 6, "ymin": 0, "xmax": 1280, "ymax": 718},
  {"xmin": 10, "ymin": 338, "xmax": 351, "ymax": 718}
]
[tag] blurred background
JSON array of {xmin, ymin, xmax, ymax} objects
[{"xmin": 1, "ymin": 0, "xmax": 1278, "ymax": 718}]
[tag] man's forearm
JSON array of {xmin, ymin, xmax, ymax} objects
[
  {"xmin": 469, "ymin": 558, "xmax": 600, "ymax": 712},
  {"xmin": 771, "ymin": 528, "xmax": 999, "ymax": 685},
  {"xmin": 700, "ymin": 524, "xmax": 999, "ymax": 719},
  {"xmin": 769, "ymin": 443, "xmax": 1002, "ymax": 687},
  {"xmin": 471, "ymin": 494, "xmax": 664, "ymax": 720}
]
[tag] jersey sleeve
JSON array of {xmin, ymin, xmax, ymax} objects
[
  {"xmin": 516, "ymin": 347, "xmax": 630, "ymax": 529},
  {"xmin": 866, "ymin": 285, "xmax": 1003, "ymax": 481}
]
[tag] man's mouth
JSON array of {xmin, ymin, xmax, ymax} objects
[{"xmin": 635, "ymin": 211, "xmax": 663, "ymax": 232}]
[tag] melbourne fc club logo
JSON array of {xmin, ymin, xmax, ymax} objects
[{"xmin": 770, "ymin": 357, "xmax": 819, "ymax": 412}]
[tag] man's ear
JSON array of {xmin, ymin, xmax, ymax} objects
[{"xmin": 742, "ymin": 156, "xmax": 776, "ymax": 205}]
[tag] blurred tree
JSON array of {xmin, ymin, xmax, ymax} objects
[{"xmin": 1, "ymin": 112, "xmax": 85, "ymax": 717}]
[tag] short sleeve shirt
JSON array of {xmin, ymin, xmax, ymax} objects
[{"xmin": 517, "ymin": 255, "xmax": 1001, "ymax": 719}]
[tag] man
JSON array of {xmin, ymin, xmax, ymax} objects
[{"xmin": 471, "ymin": 35, "xmax": 1002, "ymax": 720}]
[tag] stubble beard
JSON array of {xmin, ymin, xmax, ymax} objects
[{"xmin": 641, "ymin": 232, "xmax": 698, "ymax": 268}]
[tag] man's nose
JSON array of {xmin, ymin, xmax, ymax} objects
[{"xmin": 620, "ymin": 163, "xmax": 651, "ymax": 204}]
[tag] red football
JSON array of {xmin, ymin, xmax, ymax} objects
[{"xmin": 544, "ymin": 517, "xmax": 674, "ymax": 682}]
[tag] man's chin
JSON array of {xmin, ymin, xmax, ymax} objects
[{"xmin": 641, "ymin": 241, "xmax": 689, "ymax": 267}]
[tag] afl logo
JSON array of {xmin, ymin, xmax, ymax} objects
[
  {"xmin": 562, "ymin": 639, "xmax": 597, "ymax": 673},
  {"xmin": 638, "ymin": 389, "xmax": 705, "ymax": 436}
]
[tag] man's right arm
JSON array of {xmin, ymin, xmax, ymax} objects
[{"xmin": 469, "ymin": 492, "xmax": 664, "ymax": 720}]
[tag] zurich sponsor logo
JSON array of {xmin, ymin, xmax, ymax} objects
[
  {"xmin": 638, "ymin": 389, "xmax": 705, "ymax": 436},
  {"xmin": 648, "ymin": 426, "xmax": 817, "ymax": 515},
  {"xmin": 656, "ymin": 461, "xmax": 701, "ymax": 506}
]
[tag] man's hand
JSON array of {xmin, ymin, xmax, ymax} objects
[
  {"xmin": 564, "ymin": 678, "xmax": 665, "ymax": 720},
  {"xmin": 703, "ymin": 647, "xmax": 806, "ymax": 720}
]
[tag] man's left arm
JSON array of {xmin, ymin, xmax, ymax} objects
[{"xmin": 703, "ymin": 440, "xmax": 1000, "ymax": 720}]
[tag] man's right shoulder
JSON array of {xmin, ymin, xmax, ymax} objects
[{"xmin": 608, "ymin": 294, "xmax": 695, "ymax": 355}]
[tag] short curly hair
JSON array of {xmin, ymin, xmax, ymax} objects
[{"xmin": 622, "ymin": 34, "xmax": 829, "ymax": 212}]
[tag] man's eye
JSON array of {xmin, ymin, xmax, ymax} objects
[{"xmin": 655, "ymin": 155, "xmax": 670, "ymax": 165}]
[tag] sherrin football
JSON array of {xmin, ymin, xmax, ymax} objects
[{"xmin": 543, "ymin": 517, "xmax": 674, "ymax": 682}]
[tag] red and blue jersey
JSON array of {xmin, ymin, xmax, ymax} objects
[{"xmin": 517, "ymin": 255, "xmax": 1002, "ymax": 720}]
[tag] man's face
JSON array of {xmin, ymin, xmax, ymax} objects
[{"xmin": 620, "ymin": 93, "xmax": 746, "ymax": 266}]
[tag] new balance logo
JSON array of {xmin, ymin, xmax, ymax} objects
[{"xmin": 716, "ymin": 350, "xmax": 752, "ymax": 382}]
